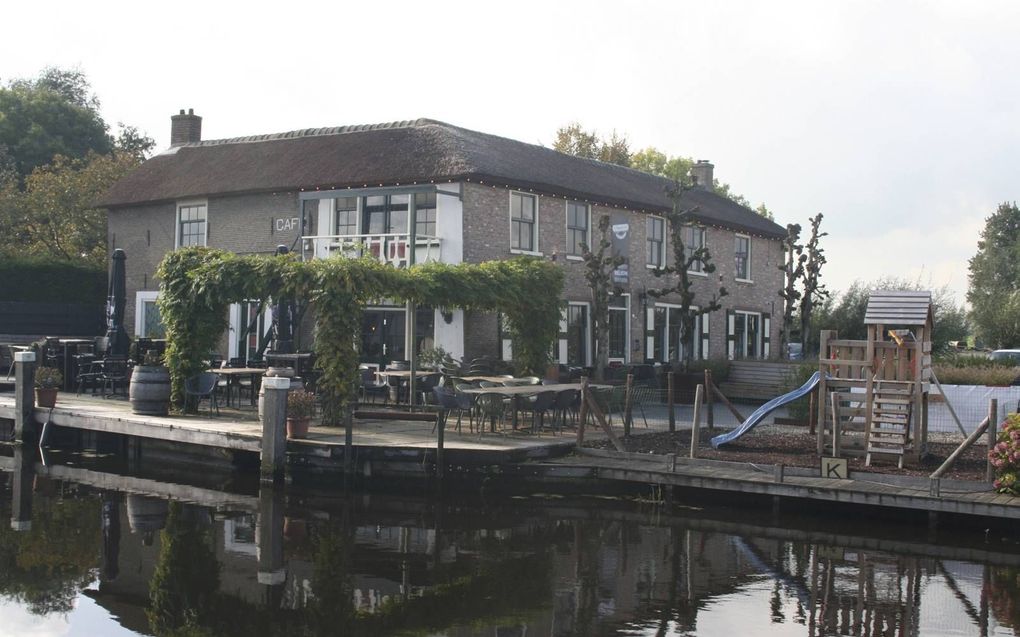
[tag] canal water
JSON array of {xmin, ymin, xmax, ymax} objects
[{"xmin": 1, "ymin": 449, "xmax": 1019, "ymax": 636}]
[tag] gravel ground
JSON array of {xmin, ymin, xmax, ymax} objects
[{"xmin": 585, "ymin": 427, "xmax": 990, "ymax": 481}]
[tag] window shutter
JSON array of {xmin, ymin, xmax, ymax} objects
[
  {"xmin": 558, "ymin": 309, "xmax": 568, "ymax": 364},
  {"xmin": 645, "ymin": 306, "xmax": 656, "ymax": 361},
  {"xmin": 726, "ymin": 310, "xmax": 736, "ymax": 360},
  {"xmin": 762, "ymin": 313, "xmax": 771, "ymax": 358},
  {"xmin": 701, "ymin": 312, "xmax": 710, "ymax": 360}
]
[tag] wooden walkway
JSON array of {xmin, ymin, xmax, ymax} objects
[
  {"xmin": 0, "ymin": 394, "xmax": 575, "ymax": 465},
  {"xmin": 521, "ymin": 449, "xmax": 1020, "ymax": 520}
]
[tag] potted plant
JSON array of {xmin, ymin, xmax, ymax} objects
[
  {"xmin": 130, "ymin": 350, "xmax": 172, "ymax": 416},
  {"xmin": 286, "ymin": 391, "xmax": 317, "ymax": 439},
  {"xmin": 35, "ymin": 367, "xmax": 63, "ymax": 408},
  {"xmin": 418, "ymin": 345, "xmax": 450, "ymax": 371}
]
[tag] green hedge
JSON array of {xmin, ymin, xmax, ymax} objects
[{"xmin": 0, "ymin": 256, "xmax": 105, "ymax": 304}]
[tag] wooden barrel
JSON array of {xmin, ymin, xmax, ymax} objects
[{"xmin": 129, "ymin": 365, "xmax": 171, "ymax": 416}]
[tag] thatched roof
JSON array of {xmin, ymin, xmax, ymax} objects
[
  {"xmin": 100, "ymin": 118, "xmax": 786, "ymax": 238},
  {"xmin": 864, "ymin": 290, "xmax": 934, "ymax": 327}
]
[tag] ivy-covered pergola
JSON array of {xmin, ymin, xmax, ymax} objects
[{"xmin": 156, "ymin": 247, "xmax": 564, "ymax": 421}]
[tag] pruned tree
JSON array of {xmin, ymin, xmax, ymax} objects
[
  {"xmin": 580, "ymin": 215, "xmax": 625, "ymax": 381},
  {"xmin": 778, "ymin": 223, "xmax": 805, "ymax": 358},
  {"xmin": 798, "ymin": 213, "xmax": 828, "ymax": 355},
  {"xmin": 648, "ymin": 181, "xmax": 728, "ymax": 369}
]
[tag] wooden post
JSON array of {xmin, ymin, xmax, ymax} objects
[
  {"xmin": 10, "ymin": 445, "xmax": 34, "ymax": 531},
  {"xmin": 436, "ymin": 409, "xmax": 445, "ymax": 479},
  {"xmin": 667, "ymin": 371, "xmax": 675, "ymax": 433},
  {"xmin": 774, "ymin": 463, "xmax": 785, "ymax": 483},
  {"xmin": 623, "ymin": 374, "xmax": 634, "ymax": 438},
  {"xmin": 704, "ymin": 369, "xmax": 715, "ymax": 431},
  {"xmin": 689, "ymin": 384, "xmax": 703, "ymax": 459},
  {"xmin": 830, "ymin": 392, "xmax": 841, "ymax": 458},
  {"xmin": 576, "ymin": 376, "xmax": 589, "ymax": 447},
  {"xmin": 344, "ymin": 403, "xmax": 354, "ymax": 476},
  {"xmin": 259, "ymin": 376, "xmax": 289, "ymax": 483},
  {"xmin": 14, "ymin": 351, "xmax": 37, "ymax": 444},
  {"xmin": 711, "ymin": 383, "xmax": 747, "ymax": 423},
  {"xmin": 987, "ymin": 398, "xmax": 998, "ymax": 484},
  {"xmin": 809, "ymin": 391, "xmax": 817, "ymax": 435},
  {"xmin": 816, "ymin": 330, "xmax": 834, "ymax": 456}
]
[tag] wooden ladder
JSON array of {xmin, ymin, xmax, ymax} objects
[{"xmin": 865, "ymin": 381, "xmax": 913, "ymax": 468}]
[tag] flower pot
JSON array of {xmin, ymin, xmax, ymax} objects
[
  {"xmin": 35, "ymin": 388, "xmax": 58, "ymax": 408},
  {"xmin": 129, "ymin": 365, "xmax": 171, "ymax": 416},
  {"xmin": 287, "ymin": 417, "xmax": 310, "ymax": 439}
]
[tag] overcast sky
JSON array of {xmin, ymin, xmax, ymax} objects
[{"xmin": 4, "ymin": 0, "xmax": 1018, "ymax": 304}]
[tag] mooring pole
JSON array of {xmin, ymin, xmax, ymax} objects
[
  {"xmin": 667, "ymin": 371, "xmax": 676, "ymax": 433},
  {"xmin": 344, "ymin": 404, "xmax": 354, "ymax": 477},
  {"xmin": 987, "ymin": 398, "xmax": 998, "ymax": 484},
  {"xmin": 704, "ymin": 368, "xmax": 714, "ymax": 431},
  {"xmin": 14, "ymin": 351, "xmax": 37, "ymax": 444},
  {"xmin": 689, "ymin": 384, "xmax": 703, "ymax": 459},
  {"xmin": 10, "ymin": 445, "xmax": 34, "ymax": 531},
  {"xmin": 623, "ymin": 373, "xmax": 634, "ymax": 438},
  {"xmin": 436, "ymin": 411, "xmax": 445, "ymax": 479},
  {"xmin": 260, "ymin": 376, "xmax": 289, "ymax": 484}
]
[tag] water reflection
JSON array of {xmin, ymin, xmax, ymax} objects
[{"xmin": 0, "ymin": 451, "xmax": 1018, "ymax": 636}]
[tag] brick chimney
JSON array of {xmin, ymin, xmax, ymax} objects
[
  {"xmin": 170, "ymin": 108, "xmax": 202, "ymax": 146},
  {"xmin": 691, "ymin": 160, "xmax": 714, "ymax": 191}
]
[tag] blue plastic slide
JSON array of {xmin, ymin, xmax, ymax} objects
[{"xmin": 710, "ymin": 371, "xmax": 823, "ymax": 448}]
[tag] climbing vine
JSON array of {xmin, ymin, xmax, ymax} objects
[{"xmin": 157, "ymin": 247, "xmax": 563, "ymax": 421}]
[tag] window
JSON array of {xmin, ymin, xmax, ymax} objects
[
  {"xmin": 735, "ymin": 234, "xmax": 751, "ymax": 280},
  {"xmin": 608, "ymin": 295, "xmax": 629, "ymax": 362},
  {"xmin": 414, "ymin": 192, "xmax": 437, "ymax": 237},
  {"xmin": 566, "ymin": 303, "xmax": 590, "ymax": 366},
  {"xmin": 363, "ymin": 195, "xmax": 408, "ymax": 235},
  {"xmin": 733, "ymin": 311, "xmax": 761, "ymax": 358},
  {"xmin": 652, "ymin": 304, "xmax": 701, "ymax": 363},
  {"xmin": 510, "ymin": 192, "xmax": 537, "ymax": 252},
  {"xmin": 647, "ymin": 216, "xmax": 665, "ymax": 267},
  {"xmin": 335, "ymin": 197, "xmax": 358, "ymax": 235},
  {"xmin": 684, "ymin": 225, "xmax": 706, "ymax": 273},
  {"xmin": 565, "ymin": 201, "xmax": 589, "ymax": 257},
  {"xmin": 177, "ymin": 203, "xmax": 207, "ymax": 247},
  {"xmin": 135, "ymin": 291, "xmax": 165, "ymax": 338}
]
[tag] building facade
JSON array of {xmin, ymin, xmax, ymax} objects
[{"xmin": 102, "ymin": 114, "xmax": 787, "ymax": 368}]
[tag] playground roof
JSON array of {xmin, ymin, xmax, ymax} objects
[{"xmin": 864, "ymin": 290, "xmax": 933, "ymax": 327}]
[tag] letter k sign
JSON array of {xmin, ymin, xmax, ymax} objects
[{"xmin": 821, "ymin": 457, "xmax": 848, "ymax": 480}]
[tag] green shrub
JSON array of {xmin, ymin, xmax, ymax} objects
[
  {"xmin": 0, "ymin": 256, "xmax": 105, "ymax": 304},
  {"xmin": 932, "ymin": 364, "xmax": 1020, "ymax": 386},
  {"xmin": 782, "ymin": 360, "xmax": 818, "ymax": 422},
  {"xmin": 935, "ymin": 352, "xmax": 1015, "ymax": 368},
  {"xmin": 990, "ymin": 413, "xmax": 1020, "ymax": 495}
]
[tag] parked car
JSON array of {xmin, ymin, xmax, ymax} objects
[
  {"xmin": 786, "ymin": 343, "xmax": 803, "ymax": 361},
  {"xmin": 989, "ymin": 349, "xmax": 1020, "ymax": 364}
]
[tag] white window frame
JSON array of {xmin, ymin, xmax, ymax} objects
[
  {"xmin": 734, "ymin": 233, "xmax": 752, "ymax": 282},
  {"xmin": 175, "ymin": 199, "xmax": 208, "ymax": 248},
  {"xmin": 509, "ymin": 191, "xmax": 541, "ymax": 256},
  {"xmin": 564, "ymin": 200, "xmax": 590, "ymax": 260},
  {"xmin": 732, "ymin": 310, "xmax": 763, "ymax": 359},
  {"xmin": 607, "ymin": 293, "xmax": 631, "ymax": 364},
  {"xmin": 685, "ymin": 225, "xmax": 707, "ymax": 277},
  {"xmin": 646, "ymin": 215, "xmax": 666, "ymax": 269},
  {"xmin": 650, "ymin": 302, "xmax": 703, "ymax": 363},
  {"xmin": 134, "ymin": 291, "xmax": 162, "ymax": 338}
]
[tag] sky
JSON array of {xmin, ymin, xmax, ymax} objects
[{"xmin": 3, "ymin": 0, "xmax": 1018, "ymax": 305}]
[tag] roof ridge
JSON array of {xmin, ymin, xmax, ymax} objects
[{"xmin": 176, "ymin": 117, "xmax": 448, "ymax": 148}]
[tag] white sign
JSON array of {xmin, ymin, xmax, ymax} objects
[
  {"xmin": 820, "ymin": 457, "xmax": 848, "ymax": 479},
  {"xmin": 276, "ymin": 217, "xmax": 300, "ymax": 232}
]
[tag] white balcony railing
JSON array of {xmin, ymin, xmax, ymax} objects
[{"xmin": 300, "ymin": 233, "xmax": 442, "ymax": 267}]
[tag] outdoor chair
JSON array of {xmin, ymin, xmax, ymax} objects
[
  {"xmin": 525, "ymin": 390, "xmax": 557, "ymax": 434},
  {"xmin": 473, "ymin": 392, "xmax": 507, "ymax": 434},
  {"xmin": 432, "ymin": 386, "xmax": 474, "ymax": 433},
  {"xmin": 552, "ymin": 389, "xmax": 580, "ymax": 433},
  {"xmin": 185, "ymin": 372, "xmax": 220, "ymax": 415},
  {"xmin": 417, "ymin": 373, "xmax": 443, "ymax": 408},
  {"xmin": 360, "ymin": 368, "xmax": 388, "ymax": 403},
  {"xmin": 75, "ymin": 355, "xmax": 102, "ymax": 395},
  {"xmin": 98, "ymin": 357, "xmax": 130, "ymax": 398}
]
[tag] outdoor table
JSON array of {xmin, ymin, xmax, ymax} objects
[
  {"xmin": 457, "ymin": 375, "xmax": 517, "ymax": 384},
  {"xmin": 376, "ymin": 369, "xmax": 437, "ymax": 403},
  {"xmin": 209, "ymin": 367, "xmax": 264, "ymax": 407},
  {"xmin": 460, "ymin": 383, "xmax": 610, "ymax": 432},
  {"xmin": 265, "ymin": 352, "xmax": 313, "ymax": 375}
]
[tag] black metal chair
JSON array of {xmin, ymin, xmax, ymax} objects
[
  {"xmin": 432, "ymin": 386, "xmax": 474, "ymax": 433},
  {"xmin": 98, "ymin": 357, "xmax": 129, "ymax": 398},
  {"xmin": 552, "ymin": 389, "xmax": 580, "ymax": 433},
  {"xmin": 417, "ymin": 373, "xmax": 443, "ymax": 408},
  {"xmin": 185, "ymin": 372, "xmax": 220, "ymax": 415},
  {"xmin": 525, "ymin": 390, "xmax": 558, "ymax": 433},
  {"xmin": 360, "ymin": 368, "xmax": 388, "ymax": 403}
]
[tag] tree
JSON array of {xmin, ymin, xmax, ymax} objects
[
  {"xmin": 968, "ymin": 202, "xmax": 1020, "ymax": 348},
  {"xmin": 552, "ymin": 123, "xmax": 631, "ymax": 166},
  {"xmin": 0, "ymin": 151, "xmax": 142, "ymax": 265},
  {"xmin": 648, "ymin": 181, "xmax": 728, "ymax": 369},
  {"xmin": 798, "ymin": 213, "xmax": 828, "ymax": 355},
  {"xmin": 0, "ymin": 68, "xmax": 112, "ymax": 179},
  {"xmin": 580, "ymin": 215, "xmax": 625, "ymax": 380},
  {"xmin": 778, "ymin": 223, "xmax": 805, "ymax": 358}
]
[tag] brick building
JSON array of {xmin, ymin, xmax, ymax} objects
[{"xmin": 100, "ymin": 113, "xmax": 787, "ymax": 368}]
